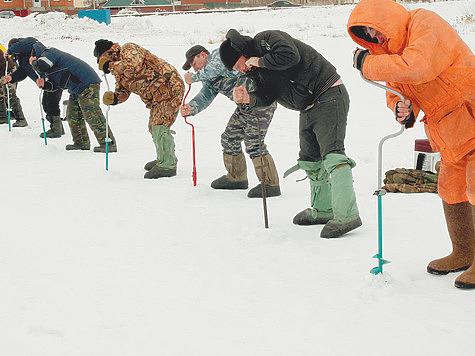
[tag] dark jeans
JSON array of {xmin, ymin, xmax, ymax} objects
[
  {"xmin": 42, "ymin": 89, "xmax": 63, "ymax": 122},
  {"xmin": 298, "ymin": 84, "xmax": 350, "ymax": 162}
]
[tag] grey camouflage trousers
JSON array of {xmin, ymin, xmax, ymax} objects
[
  {"xmin": 67, "ymin": 83, "xmax": 115, "ymax": 148},
  {"xmin": 221, "ymin": 102, "xmax": 277, "ymax": 159}
]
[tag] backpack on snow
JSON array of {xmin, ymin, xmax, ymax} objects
[{"xmin": 383, "ymin": 168, "xmax": 438, "ymax": 194}]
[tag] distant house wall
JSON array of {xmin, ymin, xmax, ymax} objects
[{"xmin": 0, "ymin": 0, "xmax": 76, "ymax": 16}]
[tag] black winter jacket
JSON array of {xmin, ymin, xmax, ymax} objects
[
  {"xmin": 32, "ymin": 43, "xmax": 100, "ymax": 98},
  {"xmin": 226, "ymin": 29, "xmax": 340, "ymax": 111}
]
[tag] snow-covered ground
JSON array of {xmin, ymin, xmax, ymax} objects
[{"xmin": 1, "ymin": 2, "xmax": 474, "ymax": 355}]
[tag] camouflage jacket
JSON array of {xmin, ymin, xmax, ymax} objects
[
  {"xmin": 383, "ymin": 168, "xmax": 438, "ymax": 193},
  {"xmin": 188, "ymin": 49, "xmax": 252, "ymax": 116},
  {"xmin": 107, "ymin": 43, "xmax": 183, "ymax": 108}
]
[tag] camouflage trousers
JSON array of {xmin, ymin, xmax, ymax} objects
[
  {"xmin": 383, "ymin": 168, "xmax": 438, "ymax": 193},
  {"xmin": 67, "ymin": 83, "xmax": 115, "ymax": 147},
  {"xmin": 221, "ymin": 102, "xmax": 277, "ymax": 159},
  {"xmin": 0, "ymin": 82, "xmax": 26, "ymax": 122},
  {"xmin": 148, "ymin": 74, "xmax": 185, "ymax": 130}
]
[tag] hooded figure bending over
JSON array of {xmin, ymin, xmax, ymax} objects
[
  {"xmin": 220, "ymin": 29, "xmax": 362, "ymax": 239},
  {"xmin": 348, "ymin": 0, "xmax": 475, "ymax": 289}
]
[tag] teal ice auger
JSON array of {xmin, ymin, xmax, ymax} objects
[
  {"xmin": 103, "ymin": 73, "xmax": 113, "ymax": 171},
  {"xmin": 360, "ymin": 73, "xmax": 406, "ymax": 275},
  {"xmin": 38, "ymin": 90, "xmax": 47, "ymax": 145}
]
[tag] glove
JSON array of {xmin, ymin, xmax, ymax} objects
[
  {"xmin": 42, "ymin": 80, "xmax": 56, "ymax": 92},
  {"xmin": 395, "ymin": 101, "xmax": 416, "ymax": 129},
  {"xmin": 103, "ymin": 91, "xmax": 117, "ymax": 106},
  {"xmin": 98, "ymin": 56, "xmax": 111, "ymax": 74},
  {"xmin": 353, "ymin": 49, "xmax": 369, "ymax": 71}
]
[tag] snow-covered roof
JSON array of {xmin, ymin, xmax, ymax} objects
[{"xmin": 101, "ymin": 0, "xmax": 171, "ymax": 8}]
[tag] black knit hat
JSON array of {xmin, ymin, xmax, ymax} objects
[
  {"xmin": 93, "ymin": 39, "xmax": 114, "ymax": 62},
  {"xmin": 219, "ymin": 39, "xmax": 242, "ymax": 71},
  {"xmin": 182, "ymin": 45, "xmax": 208, "ymax": 70},
  {"xmin": 8, "ymin": 38, "xmax": 20, "ymax": 49}
]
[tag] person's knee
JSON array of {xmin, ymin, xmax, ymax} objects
[
  {"xmin": 322, "ymin": 153, "xmax": 356, "ymax": 173},
  {"xmin": 438, "ymin": 158, "xmax": 470, "ymax": 204}
]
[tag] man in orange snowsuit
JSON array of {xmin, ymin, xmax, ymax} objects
[{"xmin": 348, "ymin": 0, "xmax": 474, "ymax": 289}]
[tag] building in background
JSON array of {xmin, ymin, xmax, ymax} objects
[{"xmin": 0, "ymin": 0, "xmax": 78, "ymax": 16}]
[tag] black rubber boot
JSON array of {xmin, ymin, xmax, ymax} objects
[{"xmin": 40, "ymin": 116, "xmax": 64, "ymax": 138}]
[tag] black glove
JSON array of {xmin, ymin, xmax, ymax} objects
[
  {"xmin": 353, "ymin": 49, "xmax": 369, "ymax": 71},
  {"xmin": 42, "ymin": 80, "xmax": 56, "ymax": 92},
  {"xmin": 395, "ymin": 101, "xmax": 416, "ymax": 129}
]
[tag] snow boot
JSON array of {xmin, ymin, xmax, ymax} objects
[
  {"xmin": 455, "ymin": 248, "xmax": 475, "ymax": 289},
  {"xmin": 427, "ymin": 201, "xmax": 474, "ymax": 275},
  {"xmin": 211, "ymin": 152, "xmax": 248, "ymax": 189},
  {"xmin": 320, "ymin": 154, "xmax": 362, "ymax": 238},
  {"xmin": 144, "ymin": 124, "xmax": 177, "ymax": 179},
  {"xmin": 144, "ymin": 166, "xmax": 177, "ymax": 179},
  {"xmin": 91, "ymin": 122, "xmax": 117, "ymax": 153},
  {"xmin": 12, "ymin": 118, "xmax": 28, "ymax": 127},
  {"xmin": 93, "ymin": 143, "xmax": 117, "ymax": 153},
  {"xmin": 248, "ymin": 154, "xmax": 281, "ymax": 198},
  {"xmin": 10, "ymin": 87, "xmax": 28, "ymax": 127},
  {"xmin": 66, "ymin": 144, "xmax": 90, "ymax": 151},
  {"xmin": 144, "ymin": 160, "xmax": 158, "ymax": 171},
  {"xmin": 40, "ymin": 115, "xmax": 64, "ymax": 138},
  {"xmin": 291, "ymin": 160, "xmax": 333, "ymax": 225}
]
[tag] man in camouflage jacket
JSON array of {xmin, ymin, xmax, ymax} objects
[
  {"xmin": 180, "ymin": 45, "xmax": 280, "ymax": 198},
  {"xmin": 94, "ymin": 40, "xmax": 184, "ymax": 179}
]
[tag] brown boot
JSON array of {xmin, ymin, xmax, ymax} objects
[
  {"xmin": 427, "ymin": 201, "xmax": 475, "ymax": 275},
  {"xmin": 248, "ymin": 154, "xmax": 281, "ymax": 198},
  {"xmin": 211, "ymin": 153, "xmax": 248, "ymax": 190},
  {"xmin": 455, "ymin": 204, "xmax": 475, "ymax": 289}
]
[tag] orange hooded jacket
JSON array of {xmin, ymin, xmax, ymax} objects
[{"xmin": 347, "ymin": 0, "xmax": 474, "ymax": 163}]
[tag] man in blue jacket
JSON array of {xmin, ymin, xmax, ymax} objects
[
  {"xmin": 180, "ymin": 45, "xmax": 280, "ymax": 198},
  {"xmin": 5, "ymin": 38, "xmax": 63, "ymax": 137},
  {"xmin": 1, "ymin": 45, "xmax": 28, "ymax": 128},
  {"xmin": 221, "ymin": 29, "xmax": 361, "ymax": 239},
  {"xmin": 30, "ymin": 42, "xmax": 116, "ymax": 152}
]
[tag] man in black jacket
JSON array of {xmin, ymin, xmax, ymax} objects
[{"xmin": 220, "ymin": 29, "xmax": 361, "ymax": 239}]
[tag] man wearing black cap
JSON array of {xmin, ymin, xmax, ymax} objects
[
  {"xmin": 94, "ymin": 40, "xmax": 184, "ymax": 179},
  {"xmin": 180, "ymin": 44, "xmax": 280, "ymax": 198},
  {"xmin": 220, "ymin": 29, "xmax": 361, "ymax": 239}
]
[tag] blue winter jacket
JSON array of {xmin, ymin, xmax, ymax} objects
[
  {"xmin": 32, "ymin": 42, "xmax": 101, "ymax": 98},
  {"xmin": 7, "ymin": 37, "xmax": 40, "ymax": 84}
]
